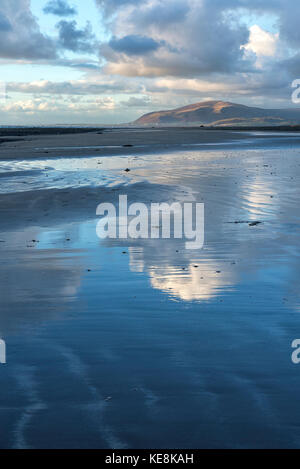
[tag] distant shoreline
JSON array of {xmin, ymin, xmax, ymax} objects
[
  {"xmin": 0, "ymin": 127, "xmax": 105, "ymax": 138},
  {"xmin": 1, "ymin": 125, "xmax": 300, "ymax": 139},
  {"xmin": 205, "ymin": 125, "xmax": 300, "ymax": 132},
  {"xmin": 1, "ymin": 126, "xmax": 300, "ymax": 161}
]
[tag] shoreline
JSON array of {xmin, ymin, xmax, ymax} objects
[{"xmin": 1, "ymin": 127, "xmax": 300, "ymax": 160}]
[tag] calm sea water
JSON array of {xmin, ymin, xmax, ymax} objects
[{"xmin": 1, "ymin": 143, "xmax": 300, "ymax": 448}]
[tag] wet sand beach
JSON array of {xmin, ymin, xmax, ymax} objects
[
  {"xmin": 2, "ymin": 126, "xmax": 300, "ymax": 160},
  {"xmin": 1, "ymin": 129, "xmax": 300, "ymax": 448}
]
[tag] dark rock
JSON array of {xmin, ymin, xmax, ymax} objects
[{"xmin": 249, "ymin": 221, "xmax": 262, "ymax": 226}]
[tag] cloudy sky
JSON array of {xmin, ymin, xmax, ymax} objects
[{"xmin": 0, "ymin": 0, "xmax": 300, "ymax": 124}]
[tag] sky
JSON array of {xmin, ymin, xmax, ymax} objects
[{"xmin": 0, "ymin": 0, "xmax": 300, "ymax": 125}]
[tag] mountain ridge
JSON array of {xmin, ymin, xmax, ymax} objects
[{"xmin": 134, "ymin": 100, "xmax": 300, "ymax": 126}]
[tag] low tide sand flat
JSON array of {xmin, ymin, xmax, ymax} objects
[
  {"xmin": 1, "ymin": 129, "xmax": 300, "ymax": 448},
  {"xmin": 3, "ymin": 0, "xmax": 300, "ymax": 452},
  {"xmin": 1, "ymin": 126, "xmax": 300, "ymax": 160}
]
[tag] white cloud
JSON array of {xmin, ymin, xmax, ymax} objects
[
  {"xmin": 6, "ymin": 79, "xmax": 142, "ymax": 95},
  {"xmin": 1, "ymin": 96, "xmax": 115, "ymax": 113},
  {"xmin": 243, "ymin": 25, "xmax": 278, "ymax": 58}
]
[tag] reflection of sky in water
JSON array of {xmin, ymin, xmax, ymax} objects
[
  {"xmin": 1, "ymin": 146, "xmax": 300, "ymax": 307},
  {"xmin": 0, "ymin": 142, "xmax": 299, "ymax": 196},
  {"xmin": 2, "ymin": 144, "xmax": 299, "ymax": 307},
  {"xmin": 1, "ymin": 145, "xmax": 300, "ymax": 448},
  {"xmin": 0, "ymin": 156, "xmax": 139, "ymax": 194}
]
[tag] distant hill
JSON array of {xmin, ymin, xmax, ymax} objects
[{"xmin": 134, "ymin": 100, "xmax": 300, "ymax": 126}]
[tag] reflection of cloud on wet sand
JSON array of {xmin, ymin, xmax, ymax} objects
[
  {"xmin": 128, "ymin": 246, "xmax": 236, "ymax": 302},
  {"xmin": 149, "ymin": 262, "xmax": 236, "ymax": 301},
  {"xmin": 0, "ymin": 228, "xmax": 83, "ymax": 336}
]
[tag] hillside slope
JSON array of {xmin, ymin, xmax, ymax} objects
[{"xmin": 134, "ymin": 101, "xmax": 300, "ymax": 126}]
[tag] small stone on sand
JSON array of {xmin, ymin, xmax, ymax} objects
[{"xmin": 249, "ymin": 221, "xmax": 262, "ymax": 227}]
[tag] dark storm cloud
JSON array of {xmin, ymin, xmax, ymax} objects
[
  {"xmin": 109, "ymin": 35, "xmax": 161, "ymax": 55},
  {"xmin": 56, "ymin": 20, "xmax": 95, "ymax": 53},
  {"xmin": 43, "ymin": 0, "xmax": 77, "ymax": 17},
  {"xmin": 0, "ymin": 0, "xmax": 56, "ymax": 59}
]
